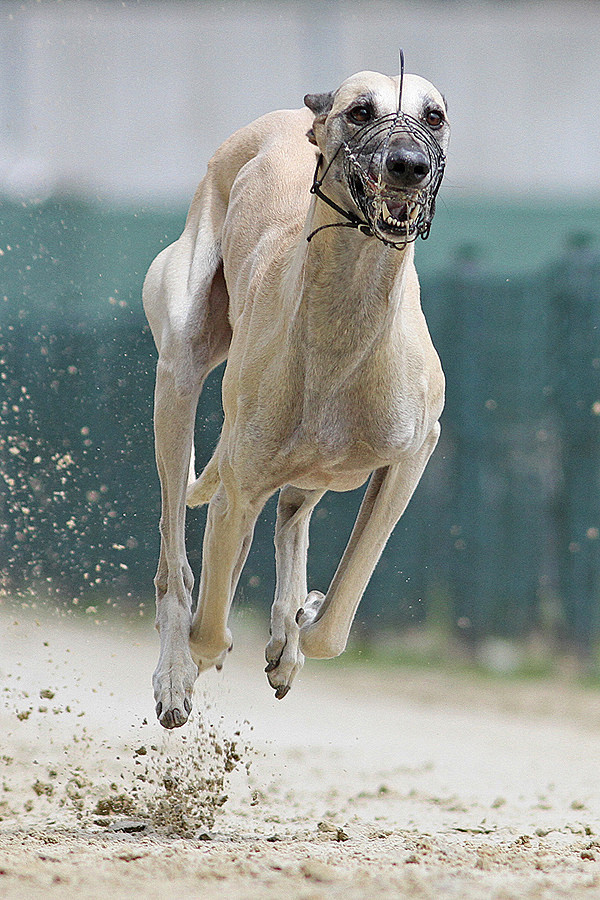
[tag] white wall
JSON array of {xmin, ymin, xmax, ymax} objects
[{"xmin": 0, "ymin": 0, "xmax": 599, "ymax": 204}]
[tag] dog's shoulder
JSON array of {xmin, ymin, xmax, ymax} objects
[
  {"xmin": 236, "ymin": 106, "xmax": 314, "ymax": 145},
  {"xmin": 205, "ymin": 107, "xmax": 317, "ymax": 206},
  {"xmin": 209, "ymin": 108, "xmax": 314, "ymax": 173}
]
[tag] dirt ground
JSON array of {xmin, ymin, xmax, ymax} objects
[{"xmin": 2, "ymin": 606, "xmax": 600, "ymax": 899}]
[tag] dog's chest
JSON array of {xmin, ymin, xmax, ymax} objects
[
  {"xmin": 320, "ymin": 391, "xmax": 423, "ymax": 455},
  {"xmin": 273, "ymin": 391, "xmax": 425, "ymax": 493},
  {"xmin": 287, "ymin": 372, "xmax": 429, "ymax": 474}
]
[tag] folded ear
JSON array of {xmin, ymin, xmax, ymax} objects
[
  {"xmin": 304, "ymin": 91, "xmax": 334, "ymax": 116},
  {"xmin": 304, "ymin": 91, "xmax": 334, "ymax": 145}
]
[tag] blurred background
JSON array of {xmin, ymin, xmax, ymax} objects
[{"xmin": 2, "ymin": 0, "xmax": 600, "ymax": 665}]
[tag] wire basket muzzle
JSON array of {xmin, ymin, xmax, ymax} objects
[{"xmin": 342, "ymin": 112, "xmax": 445, "ymax": 248}]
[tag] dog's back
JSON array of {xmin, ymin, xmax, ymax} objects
[{"xmin": 193, "ymin": 111, "xmax": 315, "ymax": 264}]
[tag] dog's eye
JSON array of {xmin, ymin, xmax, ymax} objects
[
  {"xmin": 425, "ymin": 109, "xmax": 444, "ymax": 129},
  {"xmin": 347, "ymin": 104, "xmax": 372, "ymax": 125}
]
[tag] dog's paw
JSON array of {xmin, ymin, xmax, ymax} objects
[
  {"xmin": 264, "ymin": 630, "xmax": 304, "ymax": 699},
  {"xmin": 152, "ymin": 652, "xmax": 197, "ymax": 729},
  {"xmin": 295, "ymin": 590, "xmax": 325, "ymax": 628},
  {"xmin": 189, "ymin": 628, "xmax": 233, "ymax": 674},
  {"xmin": 297, "ymin": 591, "xmax": 346, "ymax": 659}
]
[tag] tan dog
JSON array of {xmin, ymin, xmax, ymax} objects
[{"xmin": 143, "ymin": 69, "xmax": 449, "ymax": 728}]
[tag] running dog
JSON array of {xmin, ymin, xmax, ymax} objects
[{"xmin": 143, "ymin": 66, "xmax": 449, "ymax": 728}]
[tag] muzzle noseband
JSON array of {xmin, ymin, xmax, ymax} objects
[{"xmin": 308, "ymin": 80, "xmax": 446, "ymax": 250}]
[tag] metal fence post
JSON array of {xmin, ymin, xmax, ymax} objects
[{"xmin": 546, "ymin": 233, "xmax": 600, "ymax": 649}]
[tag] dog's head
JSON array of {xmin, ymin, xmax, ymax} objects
[{"xmin": 305, "ymin": 70, "xmax": 449, "ymax": 247}]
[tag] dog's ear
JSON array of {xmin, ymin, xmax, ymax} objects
[
  {"xmin": 304, "ymin": 91, "xmax": 334, "ymax": 145},
  {"xmin": 304, "ymin": 91, "xmax": 334, "ymax": 116}
]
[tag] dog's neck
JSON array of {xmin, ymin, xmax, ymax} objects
[{"xmin": 288, "ymin": 196, "xmax": 415, "ymax": 354}]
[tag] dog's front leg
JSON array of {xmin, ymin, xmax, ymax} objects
[
  {"xmin": 152, "ymin": 361, "xmax": 202, "ymax": 729},
  {"xmin": 265, "ymin": 485, "xmax": 324, "ymax": 698},
  {"xmin": 298, "ymin": 423, "xmax": 441, "ymax": 659},
  {"xmin": 190, "ymin": 474, "xmax": 265, "ymax": 671}
]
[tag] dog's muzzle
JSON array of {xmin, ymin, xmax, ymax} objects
[
  {"xmin": 309, "ymin": 112, "xmax": 445, "ymax": 250},
  {"xmin": 344, "ymin": 112, "xmax": 445, "ymax": 248}
]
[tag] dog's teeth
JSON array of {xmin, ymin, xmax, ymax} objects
[
  {"xmin": 380, "ymin": 199, "xmax": 411, "ymax": 229},
  {"xmin": 381, "ymin": 202, "xmax": 398, "ymax": 227}
]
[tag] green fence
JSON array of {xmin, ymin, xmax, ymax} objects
[{"xmin": 1, "ymin": 199, "xmax": 600, "ymax": 647}]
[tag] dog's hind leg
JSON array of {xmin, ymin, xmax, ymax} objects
[
  {"xmin": 264, "ymin": 485, "xmax": 324, "ymax": 698},
  {"xmin": 298, "ymin": 423, "xmax": 441, "ymax": 660},
  {"xmin": 144, "ymin": 191, "xmax": 231, "ymax": 729},
  {"xmin": 151, "ymin": 361, "xmax": 204, "ymax": 729}
]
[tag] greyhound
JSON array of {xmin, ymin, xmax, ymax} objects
[{"xmin": 143, "ymin": 67, "xmax": 449, "ymax": 729}]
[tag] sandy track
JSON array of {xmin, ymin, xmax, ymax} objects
[{"xmin": 2, "ymin": 605, "xmax": 600, "ymax": 899}]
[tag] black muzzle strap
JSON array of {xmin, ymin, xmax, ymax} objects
[{"xmin": 307, "ymin": 153, "xmax": 373, "ymax": 243}]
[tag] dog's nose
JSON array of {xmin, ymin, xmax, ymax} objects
[{"xmin": 385, "ymin": 147, "xmax": 430, "ymax": 187}]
